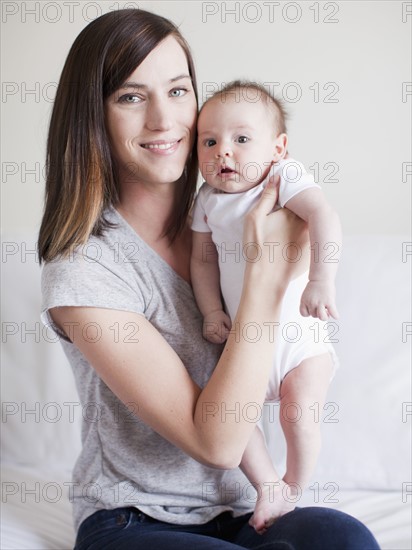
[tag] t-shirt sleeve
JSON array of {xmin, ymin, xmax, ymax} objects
[
  {"xmin": 41, "ymin": 247, "xmax": 146, "ymax": 341},
  {"xmin": 191, "ymin": 183, "xmax": 212, "ymax": 233},
  {"xmin": 276, "ymin": 159, "xmax": 321, "ymax": 207}
]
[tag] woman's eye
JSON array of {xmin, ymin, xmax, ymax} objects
[
  {"xmin": 170, "ymin": 88, "xmax": 187, "ymax": 97},
  {"xmin": 237, "ymin": 136, "xmax": 249, "ymax": 143},
  {"xmin": 119, "ymin": 94, "xmax": 142, "ymax": 104},
  {"xmin": 205, "ymin": 139, "xmax": 216, "ymax": 147}
]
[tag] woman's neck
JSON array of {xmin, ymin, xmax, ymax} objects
[
  {"xmin": 117, "ymin": 181, "xmax": 175, "ymax": 243},
  {"xmin": 116, "ymin": 180, "xmax": 192, "ymax": 284}
]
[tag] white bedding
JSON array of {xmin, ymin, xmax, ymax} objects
[
  {"xmin": 298, "ymin": 490, "xmax": 412, "ymax": 550},
  {"xmin": 1, "ymin": 463, "xmax": 410, "ymax": 550},
  {"xmin": 1, "ymin": 234, "xmax": 411, "ymax": 549},
  {"xmin": 1, "ymin": 465, "xmax": 75, "ymax": 550}
]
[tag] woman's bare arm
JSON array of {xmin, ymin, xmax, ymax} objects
[{"xmin": 51, "ymin": 183, "xmax": 309, "ymax": 469}]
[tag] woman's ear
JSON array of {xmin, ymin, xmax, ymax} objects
[{"xmin": 273, "ymin": 133, "xmax": 288, "ymax": 162}]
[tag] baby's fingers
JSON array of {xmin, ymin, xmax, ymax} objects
[
  {"xmin": 299, "ymin": 302, "xmax": 310, "ymax": 318},
  {"xmin": 326, "ymin": 302, "xmax": 339, "ymax": 320},
  {"xmin": 316, "ymin": 304, "xmax": 330, "ymax": 322}
]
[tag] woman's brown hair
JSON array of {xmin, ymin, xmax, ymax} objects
[{"xmin": 38, "ymin": 9, "xmax": 198, "ymax": 263}]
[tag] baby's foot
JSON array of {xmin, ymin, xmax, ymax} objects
[{"xmin": 249, "ymin": 480, "xmax": 296, "ymax": 535}]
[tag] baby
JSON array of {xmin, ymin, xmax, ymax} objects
[{"xmin": 191, "ymin": 81, "xmax": 341, "ymax": 534}]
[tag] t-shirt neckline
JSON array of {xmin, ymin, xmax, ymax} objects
[{"xmin": 108, "ymin": 205, "xmax": 192, "ymax": 290}]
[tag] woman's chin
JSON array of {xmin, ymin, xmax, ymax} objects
[{"xmin": 122, "ymin": 164, "xmax": 186, "ymax": 187}]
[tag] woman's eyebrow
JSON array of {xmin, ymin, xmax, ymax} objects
[
  {"xmin": 121, "ymin": 74, "xmax": 191, "ymax": 90},
  {"xmin": 170, "ymin": 74, "xmax": 191, "ymax": 83}
]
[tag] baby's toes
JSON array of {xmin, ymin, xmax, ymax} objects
[{"xmin": 249, "ymin": 510, "xmax": 268, "ymax": 535}]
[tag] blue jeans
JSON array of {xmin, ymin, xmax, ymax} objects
[{"xmin": 74, "ymin": 506, "xmax": 380, "ymax": 549}]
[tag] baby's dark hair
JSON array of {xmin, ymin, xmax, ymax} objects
[{"xmin": 201, "ymin": 80, "xmax": 288, "ymax": 135}]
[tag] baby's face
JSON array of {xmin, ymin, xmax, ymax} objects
[{"xmin": 197, "ymin": 94, "xmax": 284, "ymax": 193}]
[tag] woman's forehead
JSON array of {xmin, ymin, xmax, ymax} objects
[{"xmin": 125, "ymin": 35, "xmax": 189, "ymax": 87}]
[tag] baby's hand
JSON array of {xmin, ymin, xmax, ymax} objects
[
  {"xmin": 300, "ymin": 280, "xmax": 339, "ymax": 321},
  {"xmin": 203, "ymin": 310, "xmax": 232, "ymax": 344},
  {"xmin": 249, "ymin": 479, "xmax": 295, "ymax": 535}
]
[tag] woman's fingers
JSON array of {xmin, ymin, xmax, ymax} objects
[
  {"xmin": 243, "ymin": 175, "xmax": 280, "ymax": 246},
  {"xmin": 244, "ymin": 208, "xmax": 309, "ymax": 288},
  {"xmin": 250, "ymin": 174, "xmax": 280, "ymax": 218}
]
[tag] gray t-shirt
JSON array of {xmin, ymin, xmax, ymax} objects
[{"xmin": 41, "ymin": 206, "xmax": 253, "ymax": 531}]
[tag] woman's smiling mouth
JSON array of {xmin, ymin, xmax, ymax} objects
[{"xmin": 140, "ymin": 140, "xmax": 181, "ymax": 154}]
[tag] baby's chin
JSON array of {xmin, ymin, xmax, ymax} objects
[{"xmin": 206, "ymin": 177, "xmax": 261, "ymax": 194}]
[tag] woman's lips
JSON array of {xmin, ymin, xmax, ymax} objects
[{"xmin": 140, "ymin": 140, "xmax": 181, "ymax": 155}]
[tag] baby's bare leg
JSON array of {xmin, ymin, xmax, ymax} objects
[
  {"xmin": 280, "ymin": 354, "xmax": 333, "ymax": 494},
  {"xmin": 240, "ymin": 427, "xmax": 290, "ymax": 534},
  {"xmin": 243, "ymin": 355, "xmax": 333, "ymax": 534}
]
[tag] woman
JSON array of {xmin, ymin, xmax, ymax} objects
[{"xmin": 38, "ymin": 9, "xmax": 379, "ymax": 549}]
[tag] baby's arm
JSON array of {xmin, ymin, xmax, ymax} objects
[
  {"xmin": 191, "ymin": 230, "xmax": 232, "ymax": 343},
  {"xmin": 284, "ymin": 188, "xmax": 342, "ymax": 320},
  {"xmin": 240, "ymin": 426, "xmax": 295, "ymax": 534}
]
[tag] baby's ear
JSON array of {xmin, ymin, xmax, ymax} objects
[{"xmin": 273, "ymin": 133, "xmax": 288, "ymax": 161}]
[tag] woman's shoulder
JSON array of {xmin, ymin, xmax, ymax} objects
[
  {"xmin": 41, "ymin": 206, "xmax": 151, "ymax": 316},
  {"xmin": 42, "ymin": 206, "xmax": 142, "ymax": 274}
]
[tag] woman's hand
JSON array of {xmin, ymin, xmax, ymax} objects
[
  {"xmin": 243, "ymin": 175, "xmax": 309, "ymax": 294},
  {"xmin": 48, "ymin": 180, "xmax": 309, "ymax": 472}
]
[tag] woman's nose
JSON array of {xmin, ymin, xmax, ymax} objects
[{"xmin": 145, "ymin": 96, "xmax": 173, "ymax": 132}]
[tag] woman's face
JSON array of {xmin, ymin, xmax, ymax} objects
[{"xmin": 105, "ymin": 35, "xmax": 197, "ymax": 189}]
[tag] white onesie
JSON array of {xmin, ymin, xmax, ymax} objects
[{"xmin": 192, "ymin": 159, "xmax": 338, "ymax": 401}]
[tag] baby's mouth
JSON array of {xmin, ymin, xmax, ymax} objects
[{"xmin": 219, "ymin": 166, "xmax": 235, "ymax": 175}]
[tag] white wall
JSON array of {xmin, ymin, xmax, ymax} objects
[{"xmin": 1, "ymin": 0, "xmax": 411, "ymax": 235}]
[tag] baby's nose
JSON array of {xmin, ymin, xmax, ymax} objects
[{"xmin": 216, "ymin": 146, "xmax": 233, "ymax": 158}]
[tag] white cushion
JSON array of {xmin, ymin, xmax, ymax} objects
[
  {"xmin": 2, "ymin": 234, "xmax": 410, "ymax": 491},
  {"xmin": 263, "ymin": 235, "xmax": 411, "ymax": 490},
  {"xmin": 1, "ymin": 234, "xmax": 81, "ymax": 474}
]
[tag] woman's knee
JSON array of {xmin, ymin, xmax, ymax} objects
[{"xmin": 264, "ymin": 507, "xmax": 380, "ymax": 550}]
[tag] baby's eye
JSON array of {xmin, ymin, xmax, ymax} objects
[
  {"xmin": 237, "ymin": 136, "xmax": 249, "ymax": 143},
  {"xmin": 118, "ymin": 94, "xmax": 142, "ymax": 104},
  {"xmin": 204, "ymin": 139, "xmax": 216, "ymax": 147},
  {"xmin": 170, "ymin": 88, "xmax": 187, "ymax": 97}
]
